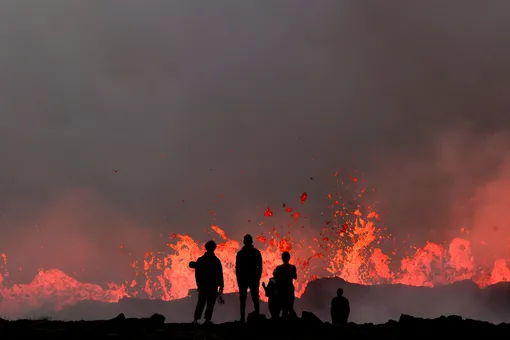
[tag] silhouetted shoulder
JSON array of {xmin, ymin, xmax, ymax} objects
[
  {"xmin": 332, "ymin": 296, "xmax": 349, "ymax": 307},
  {"xmin": 236, "ymin": 247, "xmax": 246, "ymax": 259},
  {"xmin": 196, "ymin": 255, "xmax": 205, "ymax": 264}
]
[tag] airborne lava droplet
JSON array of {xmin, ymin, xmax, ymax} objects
[
  {"xmin": 350, "ymin": 176, "xmax": 358, "ymax": 182},
  {"xmin": 257, "ymin": 235, "xmax": 267, "ymax": 243},
  {"xmin": 300, "ymin": 192, "xmax": 308, "ymax": 204},
  {"xmin": 264, "ymin": 208, "xmax": 273, "ymax": 217},
  {"xmin": 285, "ymin": 207, "xmax": 293, "ymax": 213},
  {"xmin": 2, "ymin": 168, "xmax": 510, "ymax": 318}
]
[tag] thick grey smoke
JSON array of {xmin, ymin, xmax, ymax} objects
[{"xmin": 1, "ymin": 0, "xmax": 510, "ymax": 284}]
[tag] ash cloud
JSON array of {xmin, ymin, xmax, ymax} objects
[{"xmin": 0, "ymin": 0, "xmax": 510, "ymax": 283}]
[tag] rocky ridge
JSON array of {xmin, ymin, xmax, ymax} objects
[
  {"xmin": 27, "ymin": 277, "xmax": 510, "ymax": 325},
  {"xmin": 1, "ymin": 312, "xmax": 509, "ymax": 339}
]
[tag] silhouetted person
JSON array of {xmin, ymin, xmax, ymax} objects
[
  {"xmin": 262, "ymin": 273, "xmax": 280, "ymax": 319},
  {"xmin": 189, "ymin": 240, "xmax": 224, "ymax": 324},
  {"xmin": 331, "ymin": 288, "xmax": 350, "ymax": 325},
  {"xmin": 235, "ymin": 234, "xmax": 263, "ymax": 322},
  {"xmin": 274, "ymin": 251, "xmax": 297, "ymax": 318}
]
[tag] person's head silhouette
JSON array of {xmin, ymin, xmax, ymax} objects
[
  {"xmin": 282, "ymin": 251, "xmax": 291, "ymax": 264},
  {"xmin": 337, "ymin": 288, "xmax": 343, "ymax": 297},
  {"xmin": 243, "ymin": 234, "xmax": 253, "ymax": 246},
  {"xmin": 205, "ymin": 240, "xmax": 217, "ymax": 253}
]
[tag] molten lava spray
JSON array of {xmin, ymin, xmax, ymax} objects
[{"xmin": 0, "ymin": 171, "xmax": 509, "ymax": 319}]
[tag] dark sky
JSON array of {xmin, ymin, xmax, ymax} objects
[{"xmin": 1, "ymin": 1, "xmax": 510, "ymax": 282}]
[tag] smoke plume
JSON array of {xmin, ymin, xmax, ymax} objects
[{"xmin": 0, "ymin": 1, "xmax": 510, "ymax": 295}]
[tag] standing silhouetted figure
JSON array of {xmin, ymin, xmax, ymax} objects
[
  {"xmin": 331, "ymin": 288, "xmax": 350, "ymax": 325},
  {"xmin": 274, "ymin": 251, "xmax": 297, "ymax": 318},
  {"xmin": 235, "ymin": 234, "xmax": 263, "ymax": 322},
  {"xmin": 190, "ymin": 240, "xmax": 224, "ymax": 324}
]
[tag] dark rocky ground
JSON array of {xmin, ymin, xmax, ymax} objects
[
  {"xmin": 1, "ymin": 312, "xmax": 510, "ymax": 339},
  {"xmin": 3, "ymin": 278, "xmax": 510, "ymax": 338},
  {"xmin": 27, "ymin": 277, "xmax": 510, "ymax": 324}
]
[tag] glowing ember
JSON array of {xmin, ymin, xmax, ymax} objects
[
  {"xmin": 299, "ymin": 192, "xmax": 308, "ymax": 204},
  {"xmin": 0, "ymin": 170, "xmax": 510, "ymax": 319},
  {"xmin": 264, "ymin": 208, "xmax": 273, "ymax": 217}
]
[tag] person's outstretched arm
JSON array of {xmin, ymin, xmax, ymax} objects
[{"xmin": 292, "ymin": 266, "xmax": 297, "ymax": 280}]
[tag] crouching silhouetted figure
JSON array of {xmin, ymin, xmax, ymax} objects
[
  {"xmin": 331, "ymin": 288, "xmax": 350, "ymax": 325},
  {"xmin": 262, "ymin": 274, "xmax": 281, "ymax": 319},
  {"xmin": 189, "ymin": 240, "xmax": 224, "ymax": 324},
  {"xmin": 274, "ymin": 251, "xmax": 297, "ymax": 318}
]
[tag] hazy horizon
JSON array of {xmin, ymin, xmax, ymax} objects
[{"xmin": 1, "ymin": 1, "xmax": 510, "ymax": 290}]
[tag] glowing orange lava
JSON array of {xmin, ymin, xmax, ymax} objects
[{"xmin": 0, "ymin": 171, "xmax": 509, "ymax": 318}]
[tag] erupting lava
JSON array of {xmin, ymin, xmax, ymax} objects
[{"xmin": 1, "ymin": 170, "xmax": 510, "ymax": 318}]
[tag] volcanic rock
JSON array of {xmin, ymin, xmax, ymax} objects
[
  {"xmin": 0, "ymin": 314, "xmax": 509, "ymax": 338},
  {"xmin": 297, "ymin": 277, "xmax": 510, "ymax": 324},
  {"xmin": 31, "ymin": 278, "xmax": 510, "ymax": 325},
  {"xmin": 149, "ymin": 313, "xmax": 166, "ymax": 324},
  {"xmin": 110, "ymin": 313, "xmax": 126, "ymax": 322},
  {"xmin": 301, "ymin": 311, "xmax": 322, "ymax": 326},
  {"xmin": 247, "ymin": 311, "xmax": 266, "ymax": 324}
]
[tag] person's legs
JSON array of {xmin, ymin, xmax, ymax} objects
[
  {"xmin": 193, "ymin": 289, "xmax": 207, "ymax": 321},
  {"xmin": 279, "ymin": 287, "xmax": 290, "ymax": 316},
  {"xmin": 274, "ymin": 296, "xmax": 282, "ymax": 318},
  {"xmin": 238, "ymin": 283, "xmax": 248, "ymax": 321},
  {"xmin": 268, "ymin": 298, "xmax": 279, "ymax": 319},
  {"xmin": 288, "ymin": 293, "xmax": 297, "ymax": 318},
  {"xmin": 248, "ymin": 281, "xmax": 260, "ymax": 314},
  {"xmin": 331, "ymin": 309, "xmax": 340, "ymax": 325},
  {"xmin": 204, "ymin": 289, "xmax": 218, "ymax": 322}
]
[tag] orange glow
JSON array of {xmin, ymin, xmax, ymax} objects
[{"xmin": 0, "ymin": 171, "xmax": 509, "ymax": 318}]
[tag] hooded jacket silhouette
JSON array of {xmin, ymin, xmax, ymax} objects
[{"xmin": 262, "ymin": 272, "xmax": 280, "ymax": 319}]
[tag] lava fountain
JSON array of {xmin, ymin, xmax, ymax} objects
[{"xmin": 0, "ymin": 170, "xmax": 509, "ymax": 318}]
